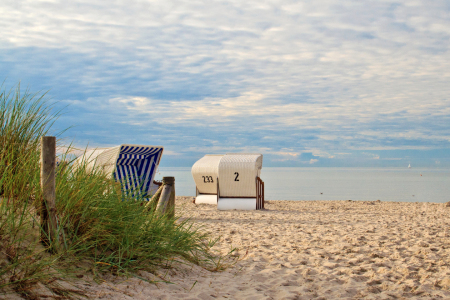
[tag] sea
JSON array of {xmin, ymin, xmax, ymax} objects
[{"xmin": 155, "ymin": 167, "xmax": 450, "ymax": 203}]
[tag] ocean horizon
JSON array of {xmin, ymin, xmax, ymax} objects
[{"xmin": 155, "ymin": 167, "xmax": 450, "ymax": 203}]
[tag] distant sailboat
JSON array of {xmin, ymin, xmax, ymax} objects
[{"xmin": 408, "ymin": 164, "xmax": 411, "ymax": 169}]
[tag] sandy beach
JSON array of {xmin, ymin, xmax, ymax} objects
[{"xmin": 63, "ymin": 197, "xmax": 450, "ymax": 299}]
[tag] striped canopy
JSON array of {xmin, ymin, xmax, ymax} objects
[{"xmin": 114, "ymin": 145, "xmax": 163, "ymax": 197}]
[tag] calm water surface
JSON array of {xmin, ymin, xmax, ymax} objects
[{"xmin": 155, "ymin": 167, "xmax": 450, "ymax": 203}]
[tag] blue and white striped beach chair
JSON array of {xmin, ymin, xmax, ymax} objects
[{"xmin": 75, "ymin": 144, "xmax": 164, "ymax": 199}]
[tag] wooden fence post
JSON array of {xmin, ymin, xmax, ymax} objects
[
  {"xmin": 40, "ymin": 136, "xmax": 58, "ymax": 251},
  {"xmin": 156, "ymin": 176, "xmax": 175, "ymax": 218}
]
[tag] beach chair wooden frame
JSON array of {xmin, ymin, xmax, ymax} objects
[{"xmin": 256, "ymin": 176, "xmax": 265, "ymax": 209}]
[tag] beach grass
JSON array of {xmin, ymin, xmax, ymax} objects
[{"xmin": 0, "ymin": 82, "xmax": 228, "ymax": 297}]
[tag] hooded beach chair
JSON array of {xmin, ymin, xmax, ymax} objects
[
  {"xmin": 191, "ymin": 154, "xmax": 264, "ymax": 210},
  {"xmin": 74, "ymin": 144, "xmax": 163, "ymax": 199}
]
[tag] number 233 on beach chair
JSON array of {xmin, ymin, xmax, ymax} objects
[{"xmin": 191, "ymin": 154, "xmax": 264, "ymax": 210}]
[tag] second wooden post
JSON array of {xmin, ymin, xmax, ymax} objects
[{"xmin": 156, "ymin": 176, "xmax": 175, "ymax": 218}]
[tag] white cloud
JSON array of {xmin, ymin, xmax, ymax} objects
[{"xmin": 1, "ymin": 0, "xmax": 449, "ymax": 164}]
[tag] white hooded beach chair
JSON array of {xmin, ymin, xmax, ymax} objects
[
  {"xmin": 191, "ymin": 154, "xmax": 264, "ymax": 210},
  {"xmin": 74, "ymin": 144, "xmax": 164, "ymax": 199}
]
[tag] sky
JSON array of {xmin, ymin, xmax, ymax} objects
[{"xmin": 1, "ymin": 0, "xmax": 449, "ymax": 167}]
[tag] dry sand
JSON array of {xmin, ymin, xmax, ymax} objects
[{"xmin": 55, "ymin": 197, "xmax": 450, "ymax": 299}]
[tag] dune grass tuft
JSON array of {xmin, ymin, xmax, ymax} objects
[{"xmin": 0, "ymin": 82, "xmax": 231, "ymax": 297}]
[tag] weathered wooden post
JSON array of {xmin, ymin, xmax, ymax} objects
[
  {"xmin": 156, "ymin": 176, "xmax": 175, "ymax": 218},
  {"xmin": 40, "ymin": 136, "xmax": 58, "ymax": 251}
]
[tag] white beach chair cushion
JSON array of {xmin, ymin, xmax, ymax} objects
[
  {"xmin": 195, "ymin": 194, "xmax": 218, "ymax": 205},
  {"xmin": 217, "ymin": 198, "xmax": 257, "ymax": 210}
]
